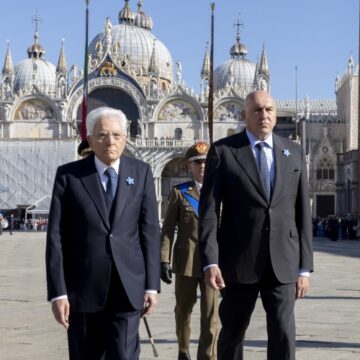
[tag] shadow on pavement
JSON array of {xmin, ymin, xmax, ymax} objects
[{"xmin": 313, "ymin": 237, "xmax": 360, "ymax": 258}]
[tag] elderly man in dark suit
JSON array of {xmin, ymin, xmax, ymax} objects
[
  {"xmin": 161, "ymin": 142, "xmax": 218, "ymax": 360},
  {"xmin": 46, "ymin": 107, "xmax": 160, "ymax": 360},
  {"xmin": 199, "ymin": 90, "xmax": 313, "ymax": 360}
]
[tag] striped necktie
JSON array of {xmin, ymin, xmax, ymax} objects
[
  {"xmin": 256, "ymin": 142, "xmax": 271, "ymax": 201},
  {"xmin": 104, "ymin": 167, "xmax": 117, "ymax": 202}
]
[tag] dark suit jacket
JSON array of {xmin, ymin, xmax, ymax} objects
[
  {"xmin": 199, "ymin": 130, "xmax": 313, "ymax": 284},
  {"xmin": 46, "ymin": 154, "xmax": 160, "ymax": 312}
]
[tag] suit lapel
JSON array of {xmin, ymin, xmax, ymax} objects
[
  {"xmin": 112, "ymin": 156, "xmax": 131, "ymax": 227},
  {"xmin": 230, "ymin": 131, "xmax": 268, "ymax": 202},
  {"xmin": 80, "ymin": 156, "xmax": 110, "ymax": 229},
  {"xmin": 271, "ymin": 135, "xmax": 286, "ymax": 206}
]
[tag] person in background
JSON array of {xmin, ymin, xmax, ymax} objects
[
  {"xmin": 9, "ymin": 214, "xmax": 14, "ymax": 235},
  {"xmin": 161, "ymin": 142, "xmax": 219, "ymax": 360}
]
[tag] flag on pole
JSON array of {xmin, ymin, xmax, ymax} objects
[
  {"xmin": 208, "ymin": 3, "xmax": 215, "ymax": 145},
  {"xmin": 81, "ymin": 0, "xmax": 90, "ymax": 140}
]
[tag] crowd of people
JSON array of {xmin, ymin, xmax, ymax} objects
[
  {"xmin": 313, "ymin": 216, "xmax": 359, "ymax": 241},
  {"xmin": 0, "ymin": 215, "xmax": 48, "ymax": 233}
]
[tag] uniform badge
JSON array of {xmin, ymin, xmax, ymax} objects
[{"xmin": 194, "ymin": 142, "xmax": 208, "ymax": 154}]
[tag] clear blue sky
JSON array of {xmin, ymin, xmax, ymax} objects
[{"xmin": 0, "ymin": 0, "xmax": 358, "ymax": 100}]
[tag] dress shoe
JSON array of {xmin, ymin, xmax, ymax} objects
[{"xmin": 178, "ymin": 352, "xmax": 191, "ymax": 360}]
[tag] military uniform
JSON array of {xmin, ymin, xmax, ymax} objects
[{"xmin": 161, "ymin": 142, "xmax": 218, "ymax": 360}]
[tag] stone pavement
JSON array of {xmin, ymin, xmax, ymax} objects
[{"xmin": 0, "ymin": 231, "xmax": 360, "ymax": 360}]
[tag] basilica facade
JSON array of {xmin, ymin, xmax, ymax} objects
[{"xmin": 0, "ymin": 0, "xmax": 357, "ymax": 219}]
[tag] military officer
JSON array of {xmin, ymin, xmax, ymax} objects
[{"xmin": 161, "ymin": 142, "xmax": 219, "ymax": 360}]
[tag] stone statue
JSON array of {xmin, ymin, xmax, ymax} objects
[
  {"xmin": 58, "ymin": 77, "xmax": 66, "ymax": 98},
  {"xmin": 176, "ymin": 60, "xmax": 182, "ymax": 83},
  {"xmin": 105, "ymin": 17, "xmax": 112, "ymax": 51},
  {"xmin": 4, "ymin": 104, "xmax": 12, "ymax": 120},
  {"xmin": 259, "ymin": 77, "xmax": 268, "ymax": 91}
]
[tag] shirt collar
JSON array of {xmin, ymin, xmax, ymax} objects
[
  {"xmin": 94, "ymin": 156, "xmax": 120, "ymax": 176},
  {"xmin": 194, "ymin": 180, "xmax": 202, "ymax": 193},
  {"xmin": 245, "ymin": 129, "xmax": 273, "ymax": 149}
]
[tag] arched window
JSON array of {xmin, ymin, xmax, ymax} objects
[
  {"xmin": 175, "ymin": 128, "xmax": 182, "ymax": 140},
  {"xmin": 316, "ymin": 158, "xmax": 335, "ymax": 180}
]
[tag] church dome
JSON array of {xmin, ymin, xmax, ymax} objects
[
  {"xmin": 214, "ymin": 24, "xmax": 256, "ymax": 93},
  {"xmin": 14, "ymin": 31, "xmax": 56, "ymax": 94},
  {"xmin": 88, "ymin": 1, "xmax": 173, "ymax": 83},
  {"xmin": 214, "ymin": 58, "xmax": 256, "ymax": 92}
]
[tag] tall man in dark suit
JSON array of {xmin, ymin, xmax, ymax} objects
[
  {"xmin": 199, "ymin": 91, "xmax": 313, "ymax": 360},
  {"xmin": 161, "ymin": 142, "xmax": 219, "ymax": 360},
  {"xmin": 46, "ymin": 107, "xmax": 160, "ymax": 360}
]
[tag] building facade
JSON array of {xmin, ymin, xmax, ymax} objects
[{"xmin": 0, "ymin": 0, "xmax": 355, "ymax": 219}]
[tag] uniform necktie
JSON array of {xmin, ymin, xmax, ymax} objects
[
  {"xmin": 104, "ymin": 167, "xmax": 117, "ymax": 202},
  {"xmin": 256, "ymin": 142, "xmax": 271, "ymax": 201}
]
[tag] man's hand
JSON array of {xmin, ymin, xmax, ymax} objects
[
  {"xmin": 51, "ymin": 299, "xmax": 70, "ymax": 329},
  {"xmin": 142, "ymin": 293, "xmax": 157, "ymax": 317},
  {"xmin": 204, "ymin": 266, "xmax": 225, "ymax": 290},
  {"xmin": 296, "ymin": 276, "xmax": 310, "ymax": 299},
  {"xmin": 160, "ymin": 262, "xmax": 172, "ymax": 284}
]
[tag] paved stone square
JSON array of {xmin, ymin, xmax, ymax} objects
[{"xmin": 0, "ymin": 231, "xmax": 359, "ymax": 359}]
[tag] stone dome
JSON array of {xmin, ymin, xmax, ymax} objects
[
  {"xmin": 14, "ymin": 32, "xmax": 56, "ymax": 94},
  {"xmin": 214, "ymin": 58, "xmax": 256, "ymax": 92},
  {"xmin": 214, "ymin": 29, "xmax": 256, "ymax": 93},
  {"xmin": 88, "ymin": 1, "xmax": 173, "ymax": 83},
  {"xmin": 14, "ymin": 59, "xmax": 56, "ymax": 94}
]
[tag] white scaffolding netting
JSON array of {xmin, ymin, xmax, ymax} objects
[{"xmin": 0, "ymin": 140, "xmax": 77, "ymax": 209}]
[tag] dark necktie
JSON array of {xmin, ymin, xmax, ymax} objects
[
  {"xmin": 256, "ymin": 142, "xmax": 271, "ymax": 201},
  {"xmin": 104, "ymin": 167, "xmax": 117, "ymax": 202}
]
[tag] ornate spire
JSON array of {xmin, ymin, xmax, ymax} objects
[
  {"xmin": 148, "ymin": 40, "xmax": 159, "ymax": 74},
  {"xmin": 27, "ymin": 10, "xmax": 45, "ymax": 59},
  {"xmin": 201, "ymin": 42, "xmax": 210, "ymax": 78},
  {"xmin": 259, "ymin": 44, "xmax": 270, "ymax": 76},
  {"xmin": 135, "ymin": 0, "xmax": 153, "ymax": 30},
  {"xmin": 57, "ymin": 39, "xmax": 67, "ymax": 73},
  {"xmin": 230, "ymin": 14, "xmax": 247, "ymax": 59},
  {"xmin": 3, "ymin": 40, "xmax": 14, "ymax": 76},
  {"xmin": 253, "ymin": 55, "xmax": 259, "ymax": 86},
  {"xmin": 119, "ymin": 0, "xmax": 135, "ymax": 25}
]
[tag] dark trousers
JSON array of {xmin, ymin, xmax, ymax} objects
[
  {"xmin": 217, "ymin": 270, "xmax": 296, "ymax": 360},
  {"xmin": 67, "ymin": 267, "xmax": 141, "ymax": 360}
]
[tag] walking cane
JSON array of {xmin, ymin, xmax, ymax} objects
[{"xmin": 143, "ymin": 317, "xmax": 159, "ymax": 357}]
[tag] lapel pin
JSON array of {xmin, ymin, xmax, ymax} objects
[
  {"xmin": 126, "ymin": 177, "xmax": 135, "ymax": 185},
  {"xmin": 283, "ymin": 149, "xmax": 291, "ymax": 157}
]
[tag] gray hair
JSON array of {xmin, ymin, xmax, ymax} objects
[{"xmin": 86, "ymin": 107, "xmax": 127, "ymax": 136}]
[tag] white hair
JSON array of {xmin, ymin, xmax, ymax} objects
[{"xmin": 86, "ymin": 107, "xmax": 127, "ymax": 136}]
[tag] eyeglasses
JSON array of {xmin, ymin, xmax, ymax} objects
[{"xmin": 93, "ymin": 133, "xmax": 126, "ymax": 142}]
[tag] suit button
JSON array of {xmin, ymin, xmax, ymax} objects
[
  {"xmin": 264, "ymin": 227, "xmax": 270, "ymax": 232},
  {"xmin": 109, "ymin": 234, "xmax": 113, "ymax": 239},
  {"xmin": 268, "ymin": 208, "xmax": 272, "ymax": 214}
]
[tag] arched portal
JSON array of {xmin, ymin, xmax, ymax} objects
[{"xmin": 76, "ymin": 87, "xmax": 140, "ymax": 138}]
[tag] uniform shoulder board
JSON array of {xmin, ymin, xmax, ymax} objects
[{"xmin": 175, "ymin": 181, "xmax": 192, "ymax": 191}]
